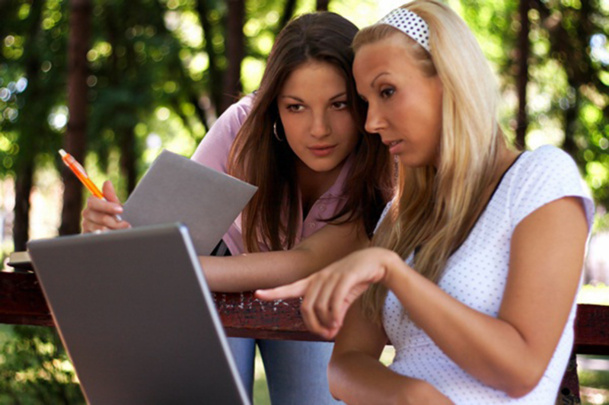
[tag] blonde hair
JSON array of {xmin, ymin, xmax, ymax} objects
[{"xmin": 356, "ymin": 0, "xmax": 508, "ymax": 322}]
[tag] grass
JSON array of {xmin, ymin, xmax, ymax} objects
[
  {"xmin": 579, "ymin": 355, "xmax": 609, "ymax": 405},
  {"xmin": 253, "ymin": 348, "xmax": 271, "ymax": 405},
  {"xmin": 580, "ymin": 368, "xmax": 609, "ymax": 390}
]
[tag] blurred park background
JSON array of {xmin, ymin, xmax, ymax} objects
[{"xmin": 0, "ymin": 0, "xmax": 608, "ymax": 403}]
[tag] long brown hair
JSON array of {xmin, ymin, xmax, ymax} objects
[
  {"xmin": 228, "ymin": 12, "xmax": 393, "ymax": 252},
  {"xmin": 357, "ymin": 1, "xmax": 509, "ymax": 322}
]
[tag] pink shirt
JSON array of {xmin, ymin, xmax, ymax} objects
[{"xmin": 191, "ymin": 94, "xmax": 353, "ymax": 254}]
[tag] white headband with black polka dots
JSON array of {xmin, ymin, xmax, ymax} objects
[{"xmin": 378, "ymin": 8, "xmax": 430, "ymax": 53}]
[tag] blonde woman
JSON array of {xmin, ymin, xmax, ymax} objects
[{"xmin": 258, "ymin": 1, "xmax": 595, "ymax": 403}]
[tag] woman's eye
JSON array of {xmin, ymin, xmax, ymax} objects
[
  {"xmin": 380, "ymin": 87, "xmax": 395, "ymax": 98},
  {"xmin": 287, "ymin": 104, "xmax": 304, "ymax": 112},
  {"xmin": 332, "ymin": 101, "xmax": 348, "ymax": 110}
]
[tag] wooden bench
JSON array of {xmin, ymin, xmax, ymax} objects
[{"xmin": 1, "ymin": 270, "xmax": 607, "ymax": 402}]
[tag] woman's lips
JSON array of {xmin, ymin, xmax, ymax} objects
[
  {"xmin": 309, "ymin": 145, "xmax": 337, "ymax": 157},
  {"xmin": 386, "ymin": 140, "xmax": 403, "ymax": 154}
]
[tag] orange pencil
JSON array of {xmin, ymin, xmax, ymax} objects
[
  {"xmin": 59, "ymin": 149, "xmax": 123, "ymax": 223},
  {"xmin": 59, "ymin": 149, "xmax": 104, "ymax": 199}
]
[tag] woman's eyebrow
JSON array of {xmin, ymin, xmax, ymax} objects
[
  {"xmin": 329, "ymin": 92, "xmax": 348, "ymax": 100},
  {"xmin": 279, "ymin": 91, "xmax": 348, "ymax": 102},
  {"xmin": 371, "ymin": 72, "xmax": 390, "ymax": 88},
  {"xmin": 278, "ymin": 95, "xmax": 304, "ymax": 102}
]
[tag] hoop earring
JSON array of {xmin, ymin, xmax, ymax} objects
[{"xmin": 273, "ymin": 121, "xmax": 283, "ymax": 142}]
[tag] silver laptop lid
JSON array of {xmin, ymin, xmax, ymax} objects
[{"xmin": 28, "ymin": 223, "xmax": 250, "ymax": 405}]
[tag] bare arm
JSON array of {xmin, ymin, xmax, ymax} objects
[
  {"xmin": 381, "ymin": 197, "xmax": 588, "ymax": 397},
  {"xmin": 82, "ymin": 181, "xmax": 369, "ymax": 292},
  {"xmin": 201, "ymin": 219, "xmax": 369, "ymax": 292},
  {"xmin": 258, "ymin": 197, "xmax": 589, "ymax": 397},
  {"xmin": 328, "ymin": 301, "xmax": 453, "ymax": 405}
]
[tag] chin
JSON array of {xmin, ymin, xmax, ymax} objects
[
  {"xmin": 398, "ymin": 158, "xmax": 429, "ymax": 169},
  {"xmin": 307, "ymin": 159, "xmax": 343, "ymax": 173},
  {"xmin": 311, "ymin": 164, "xmax": 340, "ymax": 173}
]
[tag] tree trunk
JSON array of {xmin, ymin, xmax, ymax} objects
[
  {"xmin": 12, "ymin": 0, "xmax": 44, "ymax": 250},
  {"xmin": 195, "ymin": 0, "xmax": 223, "ymax": 116},
  {"xmin": 59, "ymin": 0, "xmax": 92, "ymax": 236},
  {"xmin": 279, "ymin": 0, "xmax": 298, "ymax": 32},
  {"xmin": 220, "ymin": 0, "xmax": 245, "ymax": 113},
  {"xmin": 562, "ymin": 86, "xmax": 580, "ymax": 162},
  {"xmin": 119, "ymin": 127, "xmax": 137, "ymax": 193},
  {"xmin": 13, "ymin": 164, "xmax": 33, "ymax": 251},
  {"xmin": 316, "ymin": 0, "xmax": 329, "ymax": 11},
  {"xmin": 515, "ymin": 0, "xmax": 530, "ymax": 150}
]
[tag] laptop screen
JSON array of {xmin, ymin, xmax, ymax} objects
[{"xmin": 28, "ymin": 223, "xmax": 250, "ymax": 405}]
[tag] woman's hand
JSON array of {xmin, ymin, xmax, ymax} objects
[
  {"xmin": 81, "ymin": 180, "xmax": 130, "ymax": 233},
  {"xmin": 256, "ymin": 247, "xmax": 402, "ymax": 339}
]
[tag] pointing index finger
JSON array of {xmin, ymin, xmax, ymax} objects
[{"xmin": 255, "ymin": 277, "xmax": 310, "ymax": 301}]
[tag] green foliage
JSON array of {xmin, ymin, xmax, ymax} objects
[
  {"xmin": 458, "ymin": 0, "xmax": 609, "ymax": 210},
  {"xmin": 0, "ymin": 0, "xmax": 67, "ymax": 175},
  {"xmin": 83, "ymin": 0, "xmax": 207, "ymax": 192},
  {"xmin": 0, "ymin": 326, "xmax": 85, "ymax": 404},
  {"xmin": 580, "ymin": 366, "xmax": 609, "ymax": 390},
  {"xmin": 594, "ymin": 212, "xmax": 609, "ymax": 232}
]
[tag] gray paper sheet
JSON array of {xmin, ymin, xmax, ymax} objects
[{"xmin": 122, "ymin": 150, "xmax": 257, "ymax": 255}]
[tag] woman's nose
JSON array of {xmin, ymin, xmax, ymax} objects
[
  {"xmin": 310, "ymin": 112, "xmax": 331, "ymax": 138},
  {"xmin": 364, "ymin": 102, "xmax": 384, "ymax": 134}
]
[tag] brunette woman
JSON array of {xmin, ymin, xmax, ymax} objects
[{"xmin": 83, "ymin": 12, "xmax": 393, "ymax": 404}]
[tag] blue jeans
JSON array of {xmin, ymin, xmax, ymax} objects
[{"xmin": 228, "ymin": 337, "xmax": 340, "ymax": 404}]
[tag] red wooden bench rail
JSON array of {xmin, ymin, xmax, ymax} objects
[
  {"xmin": 0, "ymin": 271, "xmax": 321, "ymax": 340},
  {"xmin": 1, "ymin": 270, "xmax": 607, "ymax": 402},
  {"xmin": 1, "ymin": 271, "xmax": 607, "ymax": 350}
]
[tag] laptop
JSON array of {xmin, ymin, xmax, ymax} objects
[{"xmin": 27, "ymin": 223, "xmax": 250, "ymax": 405}]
